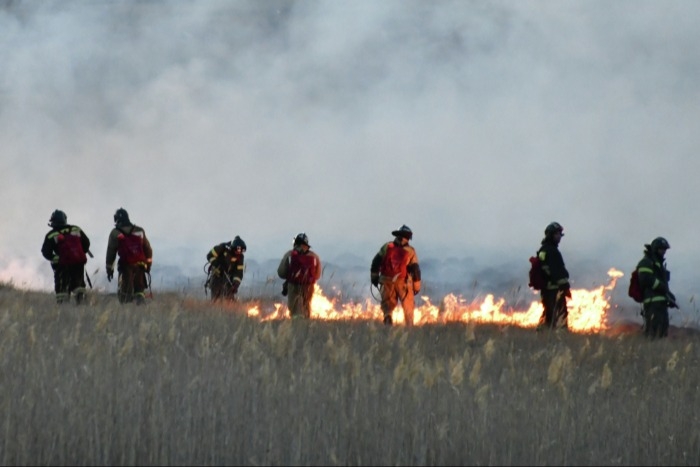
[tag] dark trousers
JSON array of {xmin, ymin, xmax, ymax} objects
[
  {"xmin": 53, "ymin": 264, "xmax": 86, "ymax": 304},
  {"xmin": 540, "ymin": 289, "xmax": 568, "ymax": 329},
  {"xmin": 643, "ymin": 302, "xmax": 669, "ymax": 338},
  {"xmin": 118, "ymin": 263, "xmax": 147, "ymax": 304},
  {"xmin": 208, "ymin": 269, "xmax": 240, "ymax": 302}
]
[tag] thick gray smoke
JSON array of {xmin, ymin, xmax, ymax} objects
[{"xmin": 1, "ymin": 1, "xmax": 699, "ymax": 324}]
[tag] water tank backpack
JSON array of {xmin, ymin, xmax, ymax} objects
[
  {"xmin": 56, "ymin": 228, "xmax": 87, "ymax": 266},
  {"xmin": 528, "ymin": 254, "xmax": 546, "ymax": 291},
  {"xmin": 628, "ymin": 269, "xmax": 643, "ymax": 303},
  {"xmin": 117, "ymin": 228, "xmax": 147, "ymax": 265},
  {"xmin": 287, "ymin": 250, "xmax": 317, "ymax": 285},
  {"xmin": 380, "ymin": 243, "xmax": 410, "ymax": 281}
]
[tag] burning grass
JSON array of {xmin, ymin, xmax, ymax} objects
[{"xmin": 1, "ymin": 285, "xmax": 699, "ymax": 465}]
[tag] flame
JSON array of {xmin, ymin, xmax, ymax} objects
[{"xmin": 247, "ymin": 268, "xmax": 624, "ymax": 334}]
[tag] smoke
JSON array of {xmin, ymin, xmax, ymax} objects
[{"xmin": 2, "ymin": 1, "xmax": 699, "ymax": 317}]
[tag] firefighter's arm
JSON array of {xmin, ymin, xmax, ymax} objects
[
  {"xmin": 41, "ymin": 234, "xmax": 57, "ymax": 262},
  {"xmin": 408, "ymin": 262, "xmax": 421, "ymax": 295},
  {"xmin": 277, "ymin": 252, "xmax": 290, "ymax": 279},
  {"xmin": 232, "ymin": 254, "xmax": 245, "ymax": 280},
  {"xmin": 314, "ymin": 253, "xmax": 323, "ymax": 281},
  {"xmin": 370, "ymin": 252, "xmax": 383, "ymax": 286},
  {"xmin": 141, "ymin": 230, "xmax": 153, "ymax": 271},
  {"xmin": 105, "ymin": 229, "xmax": 119, "ymax": 281}
]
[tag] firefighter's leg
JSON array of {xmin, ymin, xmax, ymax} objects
[
  {"xmin": 398, "ymin": 282, "xmax": 415, "ymax": 327},
  {"xmin": 300, "ymin": 284, "xmax": 314, "ymax": 319},
  {"xmin": 54, "ymin": 267, "xmax": 69, "ymax": 304},
  {"xmin": 70, "ymin": 265, "xmax": 87, "ymax": 305},
  {"xmin": 555, "ymin": 295, "xmax": 569, "ymax": 329},
  {"xmin": 539, "ymin": 290, "xmax": 557, "ymax": 329},
  {"xmin": 380, "ymin": 281, "xmax": 398, "ymax": 325},
  {"xmin": 287, "ymin": 283, "xmax": 303, "ymax": 318},
  {"xmin": 133, "ymin": 266, "xmax": 147, "ymax": 305},
  {"xmin": 118, "ymin": 266, "xmax": 134, "ymax": 303},
  {"xmin": 660, "ymin": 308, "xmax": 670, "ymax": 338}
]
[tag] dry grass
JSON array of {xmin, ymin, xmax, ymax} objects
[{"xmin": 1, "ymin": 285, "xmax": 699, "ymax": 466}]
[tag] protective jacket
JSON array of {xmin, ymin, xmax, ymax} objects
[
  {"xmin": 636, "ymin": 247, "xmax": 672, "ymax": 305},
  {"xmin": 370, "ymin": 240, "xmax": 421, "ymax": 293},
  {"xmin": 277, "ymin": 247, "xmax": 322, "ymax": 284},
  {"xmin": 106, "ymin": 223, "xmax": 153, "ymax": 271},
  {"xmin": 538, "ymin": 237, "xmax": 569, "ymax": 291},
  {"xmin": 207, "ymin": 242, "xmax": 245, "ymax": 282}
]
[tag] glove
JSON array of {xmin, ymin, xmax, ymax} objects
[
  {"xmin": 559, "ymin": 284, "xmax": 571, "ymax": 298},
  {"xmin": 145, "ymin": 261, "xmax": 152, "ymax": 273},
  {"xmin": 106, "ymin": 267, "xmax": 114, "ymax": 282},
  {"xmin": 230, "ymin": 281, "xmax": 240, "ymax": 294},
  {"xmin": 281, "ymin": 281, "xmax": 288, "ymax": 297},
  {"xmin": 371, "ymin": 276, "xmax": 379, "ymax": 287},
  {"xmin": 413, "ymin": 289, "xmax": 420, "ymax": 296}
]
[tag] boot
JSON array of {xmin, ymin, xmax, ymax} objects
[{"xmin": 383, "ymin": 315, "xmax": 392, "ymax": 326}]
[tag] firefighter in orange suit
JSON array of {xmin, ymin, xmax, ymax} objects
[
  {"xmin": 370, "ymin": 225, "xmax": 421, "ymax": 326},
  {"xmin": 277, "ymin": 233, "xmax": 322, "ymax": 319}
]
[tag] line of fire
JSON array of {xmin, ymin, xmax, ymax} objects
[{"xmin": 247, "ymin": 268, "xmax": 625, "ymax": 334}]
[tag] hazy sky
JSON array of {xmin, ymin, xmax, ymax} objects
[{"xmin": 2, "ymin": 0, "xmax": 699, "ymax": 298}]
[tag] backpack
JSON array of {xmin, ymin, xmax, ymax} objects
[
  {"xmin": 56, "ymin": 228, "xmax": 87, "ymax": 266},
  {"xmin": 117, "ymin": 227, "xmax": 147, "ymax": 265},
  {"xmin": 380, "ymin": 243, "xmax": 410, "ymax": 281},
  {"xmin": 528, "ymin": 254, "xmax": 546, "ymax": 291},
  {"xmin": 628, "ymin": 269, "xmax": 643, "ymax": 303},
  {"xmin": 287, "ymin": 250, "xmax": 317, "ymax": 284}
]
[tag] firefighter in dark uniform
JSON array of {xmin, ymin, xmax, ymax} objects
[
  {"xmin": 636, "ymin": 237, "xmax": 678, "ymax": 339},
  {"xmin": 106, "ymin": 208, "xmax": 153, "ymax": 305},
  {"xmin": 537, "ymin": 222, "xmax": 570, "ymax": 330},
  {"xmin": 41, "ymin": 210, "xmax": 91, "ymax": 304},
  {"xmin": 205, "ymin": 235, "xmax": 247, "ymax": 301}
]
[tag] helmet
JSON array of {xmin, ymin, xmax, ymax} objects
[
  {"xmin": 651, "ymin": 237, "xmax": 670, "ymax": 251},
  {"xmin": 544, "ymin": 222, "xmax": 564, "ymax": 237},
  {"xmin": 294, "ymin": 233, "xmax": 310, "ymax": 247},
  {"xmin": 49, "ymin": 209, "xmax": 67, "ymax": 227},
  {"xmin": 231, "ymin": 235, "xmax": 247, "ymax": 252},
  {"xmin": 391, "ymin": 224, "xmax": 413, "ymax": 240},
  {"xmin": 114, "ymin": 208, "xmax": 131, "ymax": 226}
]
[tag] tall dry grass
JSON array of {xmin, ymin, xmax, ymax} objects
[{"xmin": 1, "ymin": 284, "xmax": 699, "ymax": 466}]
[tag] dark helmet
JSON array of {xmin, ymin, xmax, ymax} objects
[
  {"xmin": 544, "ymin": 222, "xmax": 564, "ymax": 237},
  {"xmin": 114, "ymin": 208, "xmax": 131, "ymax": 226},
  {"xmin": 651, "ymin": 237, "xmax": 671, "ymax": 251},
  {"xmin": 231, "ymin": 235, "xmax": 247, "ymax": 252},
  {"xmin": 391, "ymin": 224, "xmax": 413, "ymax": 240},
  {"xmin": 49, "ymin": 209, "xmax": 67, "ymax": 228},
  {"xmin": 294, "ymin": 232, "xmax": 310, "ymax": 247}
]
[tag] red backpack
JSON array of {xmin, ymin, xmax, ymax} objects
[
  {"xmin": 288, "ymin": 250, "xmax": 317, "ymax": 284},
  {"xmin": 56, "ymin": 228, "xmax": 87, "ymax": 266},
  {"xmin": 380, "ymin": 243, "xmax": 410, "ymax": 281},
  {"xmin": 117, "ymin": 228, "xmax": 147, "ymax": 265},
  {"xmin": 628, "ymin": 269, "xmax": 643, "ymax": 303},
  {"xmin": 528, "ymin": 254, "xmax": 546, "ymax": 291}
]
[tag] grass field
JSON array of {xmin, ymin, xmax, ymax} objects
[{"xmin": 1, "ymin": 284, "xmax": 699, "ymax": 466}]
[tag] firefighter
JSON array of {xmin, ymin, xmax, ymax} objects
[
  {"xmin": 41, "ymin": 210, "xmax": 91, "ymax": 304},
  {"xmin": 106, "ymin": 208, "xmax": 153, "ymax": 305},
  {"xmin": 370, "ymin": 225, "xmax": 421, "ymax": 326},
  {"xmin": 205, "ymin": 236, "xmax": 247, "ymax": 302},
  {"xmin": 537, "ymin": 222, "xmax": 570, "ymax": 330},
  {"xmin": 635, "ymin": 237, "xmax": 678, "ymax": 339},
  {"xmin": 277, "ymin": 233, "xmax": 322, "ymax": 319}
]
